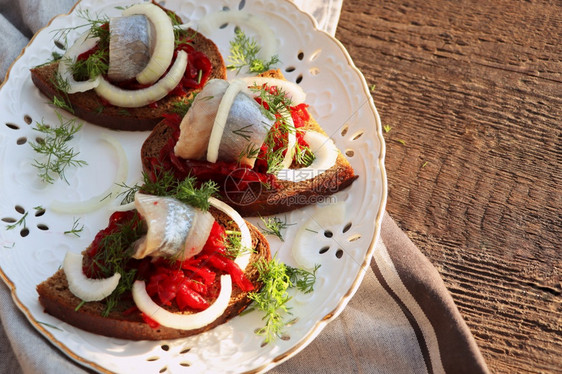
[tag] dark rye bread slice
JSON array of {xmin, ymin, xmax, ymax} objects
[
  {"xmin": 36, "ymin": 208, "xmax": 270, "ymax": 341},
  {"xmin": 30, "ymin": 29, "xmax": 226, "ymax": 131},
  {"xmin": 140, "ymin": 69, "xmax": 358, "ymax": 217}
]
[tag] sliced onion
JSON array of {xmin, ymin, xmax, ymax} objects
[
  {"xmin": 206, "ymin": 79, "xmax": 247, "ymax": 163},
  {"xmin": 209, "ymin": 197, "xmax": 252, "ymax": 270},
  {"xmin": 132, "ymin": 275, "xmax": 232, "ymax": 330},
  {"xmin": 57, "ymin": 31, "xmax": 101, "ymax": 93},
  {"xmin": 292, "ymin": 202, "xmax": 346, "ymax": 270},
  {"xmin": 276, "ymin": 130, "xmax": 339, "ymax": 182},
  {"xmin": 50, "ymin": 135, "xmax": 128, "ymax": 214},
  {"xmin": 198, "ymin": 10, "xmax": 276, "ymax": 64},
  {"xmin": 243, "ymin": 77, "xmax": 306, "ymax": 105},
  {"xmin": 122, "ymin": 3, "xmax": 175, "ymax": 84},
  {"xmin": 63, "ymin": 251, "xmax": 121, "ymax": 302},
  {"xmin": 93, "ymin": 50, "xmax": 187, "ymax": 108}
]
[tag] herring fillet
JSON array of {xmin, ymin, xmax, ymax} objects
[
  {"xmin": 108, "ymin": 15, "xmax": 153, "ymax": 82},
  {"xmin": 133, "ymin": 193, "xmax": 215, "ymax": 261},
  {"xmin": 174, "ymin": 79, "xmax": 274, "ymax": 167}
]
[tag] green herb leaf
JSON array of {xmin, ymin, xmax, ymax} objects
[
  {"xmin": 286, "ymin": 264, "xmax": 320, "ymax": 294},
  {"xmin": 29, "ymin": 112, "xmax": 87, "ymax": 184},
  {"xmin": 227, "ymin": 29, "xmax": 280, "ymax": 74},
  {"xmin": 5, "ymin": 212, "xmax": 28, "ymax": 231},
  {"xmin": 248, "ymin": 257, "xmax": 320, "ymax": 343},
  {"xmin": 136, "ymin": 170, "xmax": 219, "ymax": 212},
  {"xmin": 259, "ymin": 216, "xmax": 294, "ymax": 241},
  {"xmin": 64, "ymin": 217, "xmax": 84, "ymax": 237}
]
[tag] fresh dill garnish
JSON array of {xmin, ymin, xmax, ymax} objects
[
  {"xmin": 64, "ymin": 217, "xmax": 84, "ymax": 237},
  {"xmin": 29, "ymin": 112, "xmax": 87, "ymax": 184},
  {"xmin": 5, "ymin": 212, "xmax": 28, "ymax": 231},
  {"xmin": 103, "ymin": 268, "xmax": 138, "ymax": 316},
  {"xmin": 248, "ymin": 257, "xmax": 292, "ymax": 343},
  {"xmin": 52, "ymin": 96, "xmax": 74, "ymax": 113},
  {"xmin": 174, "ymin": 176, "xmax": 218, "ymax": 211},
  {"xmin": 84, "ymin": 211, "xmax": 144, "ymax": 316},
  {"xmin": 51, "ymin": 9, "xmax": 109, "ymax": 49},
  {"xmin": 396, "ymin": 139, "xmax": 406, "ymax": 145},
  {"xmin": 116, "ymin": 181, "xmax": 141, "ymax": 205},
  {"xmin": 383, "ymin": 124, "xmax": 392, "ymax": 133},
  {"xmin": 132, "ymin": 170, "xmax": 219, "ymax": 211},
  {"xmin": 34, "ymin": 51, "xmax": 63, "ymax": 68},
  {"xmin": 264, "ymin": 146, "xmax": 286, "ymax": 175},
  {"xmin": 237, "ymin": 143, "xmax": 261, "ymax": 164},
  {"xmin": 286, "ymin": 264, "xmax": 320, "ymax": 294},
  {"xmin": 223, "ymin": 230, "xmax": 253, "ymax": 259},
  {"xmin": 258, "ymin": 216, "xmax": 293, "ymax": 242},
  {"xmin": 247, "ymin": 84, "xmax": 300, "ymax": 174},
  {"xmin": 293, "ymin": 142, "xmax": 315, "ymax": 167},
  {"xmin": 227, "ymin": 29, "xmax": 280, "ymax": 74},
  {"xmin": 50, "ymin": 73, "xmax": 74, "ymax": 112},
  {"xmin": 168, "ymin": 10, "xmax": 195, "ymax": 47},
  {"xmin": 248, "ymin": 258, "xmax": 320, "ymax": 343}
]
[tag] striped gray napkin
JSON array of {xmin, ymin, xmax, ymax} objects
[{"xmin": 0, "ymin": 1, "xmax": 489, "ymax": 373}]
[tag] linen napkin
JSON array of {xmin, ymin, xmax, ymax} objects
[{"xmin": 0, "ymin": 1, "xmax": 489, "ymax": 373}]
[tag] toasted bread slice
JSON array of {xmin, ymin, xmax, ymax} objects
[
  {"xmin": 30, "ymin": 29, "xmax": 227, "ymax": 131},
  {"xmin": 140, "ymin": 70, "xmax": 358, "ymax": 216},
  {"xmin": 36, "ymin": 208, "xmax": 270, "ymax": 341}
]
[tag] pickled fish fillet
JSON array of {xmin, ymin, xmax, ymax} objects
[
  {"xmin": 133, "ymin": 193, "xmax": 215, "ymax": 261},
  {"xmin": 174, "ymin": 79, "xmax": 274, "ymax": 167},
  {"xmin": 108, "ymin": 15, "xmax": 154, "ymax": 82}
]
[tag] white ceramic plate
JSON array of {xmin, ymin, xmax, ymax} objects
[{"xmin": 0, "ymin": 0, "xmax": 386, "ymax": 373}]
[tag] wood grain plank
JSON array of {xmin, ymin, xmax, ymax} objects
[{"xmin": 336, "ymin": 0, "xmax": 561, "ymax": 372}]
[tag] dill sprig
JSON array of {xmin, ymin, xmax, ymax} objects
[
  {"xmin": 120, "ymin": 171, "xmax": 219, "ymax": 211},
  {"xmin": 5, "ymin": 212, "xmax": 28, "ymax": 231},
  {"xmin": 249, "ymin": 257, "xmax": 292, "ymax": 343},
  {"xmin": 249, "ymin": 258, "xmax": 320, "ymax": 343},
  {"xmin": 227, "ymin": 29, "xmax": 280, "ymax": 74},
  {"xmin": 293, "ymin": 141, "xmax": 316, "ymax": 167},
  {"xmin": 174, "ymin": 176, "xmax": 218, "ymax": 211},
  {"xmin": 85, "ymin": 211, "xmax": 144, "ymax": 316},
  {"xmin": 52, "ymin": 9, "xmax": 109, "ymax": 46},
  {"xmin": 224, "ymin": 230, "xmax": 253, "ymax": 259},
  {"xmin": 64, "ymin": 217, "xmax": 84, "ymax": 237},
  {"xmin": 29, "ymin": 112, "xmax": 88, "ymax": 184},
  {"xmin": 258, "ymin": 216, "xmax": 294, "ymax": 242},
  {"xmin": 286, "ymin": 264, "xmax": 320, "ymax": 294}
]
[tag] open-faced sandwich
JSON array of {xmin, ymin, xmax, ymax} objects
[
  {"xmin": 141, "ymin": 69, "xmax": 358, "ymax": 216},
  {"xmin": 30, "ymin": 2, "xmax": 226, "ymax": 131},
  {"xmin": 37, "ymin": 177, "xmax": 271, "ymax": 340}
]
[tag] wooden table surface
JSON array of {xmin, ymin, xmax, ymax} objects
[{"xmin": 335, "ymin": 0, "xmax": 561, "ymax": 372}]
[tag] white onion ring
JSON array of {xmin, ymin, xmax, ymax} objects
[
  {"xmin": 93, "ymin": 50, "xmax": 187, "ymax": 108},
  {"xmin": 123, "ymin": 3, "xmax": 175, "ymax": 84},
  {"xmin": 206, "ymin": 79, "xmax": 247, "ymax": 163},
  {"xmin": 50, "ymin": 135, "xmax": 128, "ymax": 214},
  {"xmin": 209, "ymin": 197, "xmax": 252, "ymax": 271},
  {"xmin": 198, "ymin": 10, "xmax": 276, "ymax": 64},
  {"xmin": 63, "ymin": 252, "xmax": 121, "ymax": 302},
  {"xmin": 243, "ymin": 77, "xmax": 306, "ymax": 105},
  {"xmin": 132, "ymin": 275, "xmax": 232, "ymax": 330},
  {"xmin": 276, "ymin": 130, "xmax": 339, "ymax": 182},
  {"xmin": 57, "ymin": 31, "xmax": 101, "ymax": 93}
]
